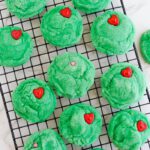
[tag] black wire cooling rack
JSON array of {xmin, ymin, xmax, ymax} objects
[{"xmin": 0, "ymin": 0, "xmax": 150, "ymax": 149}]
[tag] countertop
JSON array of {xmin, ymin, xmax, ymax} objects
[{"xmin": 0, "ymin": 0, "xmax": 150, "ymax": 149}]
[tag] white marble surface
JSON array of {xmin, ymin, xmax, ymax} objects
[
  {"xmin": 124, "ymin": 0, "xmax": 150, "ymax": 90},
  {"xmin": 0, "ymin": 0, "xmax": 150, "ymax": 149}
]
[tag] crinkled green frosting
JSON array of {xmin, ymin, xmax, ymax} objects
[
  {"xmin": 140, "ymin": 30, "xmax": 150, "ymax": 63},
  {"xmin": 91, "ymin": 11, "xmax": 135, "ymax": 55},
  {"xmin": 12, "ymin": 78, "xmax": 56, "ymax": 123},
  {"xmin": 41, "ymin": 6, "xmax": 83, "ymax": 48},
  {"xmin": 0, "ymin": 26, "xmax": 33, "ymax": 67},
  {"xmin": 48, "ymin": 52, "xmax": 95, "ymax": 99},
  {"xmin": 59, "ymin": 103, "xmax": 102, "ymax": 146},
  {"xmin": 108, "ymin": 109, "xmax": 150, "ymax": 150},
  {"xmin": 24, "ymin": 129, "xmax": 67, "ymax": 150},
  {"xmin": 5, "ymin": 0, "xmax": 47, "ymax": 19},
  {"xmin": 101, "ymin": 63, "xmax": 146, "ymax": 109},
  {"xmin": 72, "ymin": 0, "xmax": 111, "ymax": 14}
]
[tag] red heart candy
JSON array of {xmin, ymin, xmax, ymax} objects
[
  {"xmin": 121, "ymin": 67, "xmax": 132, "ymax": 78},
  {"xmin": 84, "ymin": 113, "xmax": 95, "ymax": 124},
  {"xmin": 33, "ymin": 87, "xmax": 44, "ymax": 99},
  {"xmin": 108, "ymin": 15, "xmax": 119, "ymax": 26},
  {"xmin": 33, "ymin": 143, "xmax": 38, "ymax": 148},
  {"xmin": 11, "ymin": 30, "xmax": 22, "ymax": 40},
  {"xmin": 60, "ymin": 7, "xmax": 72, "ymax": 18},
  {"xmin": 137, "ymin": 120, "xmax": 147, "ymax": 132}
]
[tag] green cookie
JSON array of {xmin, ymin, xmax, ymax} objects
[
  {"xmin": 91, "ymin": 11, "xmax": 135, "ymax": 55},
  {"xmin": 48, "ymin": 52, "xmax": 95, "ymax": 99},
  {"xmin": 0, "ymin": 26, "xmax": 33, "ymax": 67},
  {"xmin": 12, "ymin": 78, "xmax": 56, "ymax": 123},
  {"xmin": 24, "ymin": 129, "xmax": 67, "ymax": 150},
  {"xmin": 41, "ymin": 6, "xmax": 83, "ymax": 48},
  {"xmin": 72, "ymin": 0, "xmax": 111, "ymax": 14},
  {"xmin": 101, "ymin": 63, "xmax": 146, "ymax": 109},
  {"xmin": 140, "ymin": 30, "xmax": 150, "ymax": 63},
  {"xmin": 59, "ymin": 103, "xmax": 102, "ymax": 146},
  {"xmin": 108, "ymin": 109, "xmax": 150, "ymax": 150},
  {"xmin": 5, "ymin": 0, "xmax": 47, "ymax": 19}
]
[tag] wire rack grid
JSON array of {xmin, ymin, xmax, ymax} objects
[{"xmin": 0, "ymin": 0, "xmax": 150, "ymax": 150}]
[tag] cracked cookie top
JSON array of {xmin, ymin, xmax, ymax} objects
[
  {"xmin": 41, "ymin": 6, "xmax": 83, "ymax": 48},
  {"xmin": 72, "ymin": 0, "xmax": 111, "ymax": 14},
  {"xmin": 91, "ymin": 11, "xmax": 135, "ymax": 55},
  {"xmin": 24, "ymin": 129, "xmax": 67, "ymax": 150},
  {"xmin": 59, "ymin": 103, "xmax": 102, "ymax": 146},
  {"xmin": 48, "ymin": 52, "xmax": 95, "ymax": 99},
  {"xmin": 12, "ymin": 78, "xmax": 56, "ymax": 123},
  {"xmin": 108, "ymin": 109, "xmax": 150, "ymax": 150},
  {"xmin": 101, "ymin": 62, "xmax": 146, "ymax": 109},
  {"xmin": 140, "ymin": 30, "xmax": 150, "ymax": 63},
  {"xmin": 0, "ymin": 26, "xmax": 33, "ymax": 67},
  {"xmin": 5, "ymin": 0, "xmax": 47, "ymax": 19}
]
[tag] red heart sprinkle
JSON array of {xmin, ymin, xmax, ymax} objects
[
  {"xmin": 11, "ymin": 30, "xmax": 22, "ymax": 40},
  {"xmin": 60, "ymin": 7, "xmax": 72, "ymax": 18},
  {"xmin": 33, "ymin": 143, "xmax": 38, "ymax": 148},
  {"xmin": 84, "ymin": 113, "xmax": 95, "ymax": 124},
  {"xmin": 121, "ymin": 67, "xmax": 132, "ymax": 78},
  {"xmin": 108, "ymin": 15, "xmax": 119, "ymax": 26},
  {"xmin": 137, "ymin": 120, "xmax": 147, "ymax": 132},
  {"xmin": 33, "ymin": 87, "xmax": 44, "ymax": 99}
]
